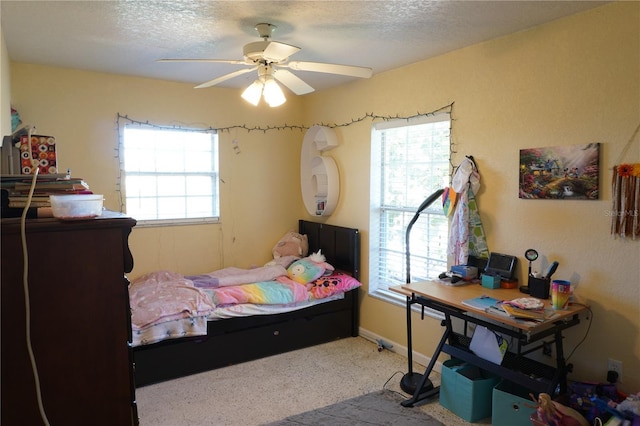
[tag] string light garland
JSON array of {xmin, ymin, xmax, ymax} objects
[
  {"xmin": 116, "ymin": 102, "xmax": 453, "ymax": 134},
  {"xmin": 114, "ymin": 102, "xmax": 456, "ymax": 211},
  {"xmin": 116, "ymin": 102, "xmax": 456, "ymax": 163}
]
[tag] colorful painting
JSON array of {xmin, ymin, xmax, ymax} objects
[{"xmin": 519, "ymin": 143, "xmax": 600, "ymax": 200}]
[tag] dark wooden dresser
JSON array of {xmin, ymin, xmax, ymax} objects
[{"xmin": 1, "ymin": 211, "xmax": 138, "ymax": 426}]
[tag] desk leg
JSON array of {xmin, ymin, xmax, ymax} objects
[
  {"xmin": 551, "ymin": 328, "xmax": 570, "ymax": 395},
  {"xmin": 401, "ymin": 314, "xmax": 451, "ymax": 407}
]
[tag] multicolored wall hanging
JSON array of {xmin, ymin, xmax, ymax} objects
[
  {"xmin": 611, "ymin": 163, "xmax": 640, "ymax": 239},
  {"xmin": 519, "ymin": 143, "xmax": 600, "ymax": 200},
  {"xmin": 20, "ymin": 134, "xmax": 57, "ymax": 175}
]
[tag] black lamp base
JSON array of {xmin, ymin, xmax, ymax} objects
[{"xmin": 400, "ymin": 372, "xmax": 434, "ymax": 395}]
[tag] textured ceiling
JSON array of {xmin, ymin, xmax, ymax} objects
[{"xmin": 1, "ymin": 1, "xmax": 608, "ymax": 94}]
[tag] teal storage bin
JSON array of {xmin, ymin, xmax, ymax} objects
[
  {"xmin": 439, "ymin": 359, "xmax": 501, "ymax": 422},
  {"xmin": 492, "ymin": 380, "xmax": 537, "ymax": 426}
]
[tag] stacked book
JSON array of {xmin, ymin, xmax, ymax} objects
[
  {"xmin": 1, "ymin": 174, "xmax": 91, "ymax": 208},
  {"xmin": 462, "ymin": 296, "xmax": 556, "ymax": 322},
  {"xmin": 498, "ymin": 303, "xmax": 547, "ymax": 321}
]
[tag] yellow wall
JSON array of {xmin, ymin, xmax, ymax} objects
[
  {"xmin": 303, "ymin": 2, "xmax": 640, "ymax": 392},
  {"xmin": 10, "ymin": 65, "xmax": 307, "ymax": 274},
  {"xmin": 8, "ymin": 2, "xmax": 639, "ymax": 391}
]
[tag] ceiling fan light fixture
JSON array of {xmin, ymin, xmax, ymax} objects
[
  {"xmin": 263, "ymin": 78, "xmax": 286, "ymax": 107},
  {"xmin": 167, "ymin": 22, "xmax": 372, "ymax": 101},
  {"xmin": 241, "ymin": 80, "xmax": 263, "ymax": 106}
]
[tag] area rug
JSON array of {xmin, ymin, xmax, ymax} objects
[{"xmin": 262, "ymin": 390, "xmax": 443, "ymax": 425}]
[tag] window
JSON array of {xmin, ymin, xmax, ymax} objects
[
  {"xmin": 369, "ymin": 115, "xmax": 450, "ymax": 300},
  {"xmin": 122, "ymin": 126, "xmax": 219, "ymax": 225}
]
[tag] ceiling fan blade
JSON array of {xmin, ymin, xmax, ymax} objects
[
  {"xmin": 273, "ymin": 69, "xmax": 315, "ymax": 95},
  {"xmin": 194, "ymin": 67, "xmax": 257, "ymax": 89},
  {"xmin": 158, "ymin": 59, "xmax": 248, "ymax": 65},
  {"xmin": 263, "ymin": 41, "xmax": 301, "ymax": 63},
  {"xmin": 286, "ymin": 61, "xmax": 373, "ymax": 78}
]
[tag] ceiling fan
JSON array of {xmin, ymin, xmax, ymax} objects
[{"xmin": 158, "ymin": 23, "xmax": 373, "ymax": 106}]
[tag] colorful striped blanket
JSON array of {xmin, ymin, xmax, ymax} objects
[{"xmin": 201, "ymin": 276, "xmax": 310, "ymax": 306}]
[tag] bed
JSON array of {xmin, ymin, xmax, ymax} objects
[{"xmin": 132, "ymin": 220, "xmax": 361, "ymax": 387}]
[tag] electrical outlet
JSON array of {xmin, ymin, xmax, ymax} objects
[{"xmin": 608, "ymin": 358, "xmax": 623, "ymax": 379}]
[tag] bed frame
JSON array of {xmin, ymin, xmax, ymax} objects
[{"xmin": 133, "ymin": 220, "xmax": 361, "ymax": 387}]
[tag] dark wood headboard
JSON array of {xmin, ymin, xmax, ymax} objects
[{"xmin": 298, "ymin": 220, "xmax": 360, "ymax": 280}]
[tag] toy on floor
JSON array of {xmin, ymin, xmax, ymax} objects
[
  {"xmin": 600, "ymin": 393, "xmax": 640, "ymax": 425},
  {"xmin": 376, "ymin": 339, "xmax": 393, "ymax": 352},
  {"xmin": 610, "ymin": 393, "xmax": 640, "ymax": 417},
  {"xmin": 529, "ymin": 393, "xmax": 590, "ymax": 426}
]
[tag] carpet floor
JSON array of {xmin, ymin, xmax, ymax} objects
[{"xmin": 136, "ymin": 336, "xmax": 489, "ymax": 425}]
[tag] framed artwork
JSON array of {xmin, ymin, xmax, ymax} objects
[{"xmin": 519, "ymin": 143, "xmax": 600, "ymax": 200}]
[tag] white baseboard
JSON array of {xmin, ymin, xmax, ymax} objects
[{"xmin": 358, "ymin": 326, "xmax": 443, "ymax": 374}]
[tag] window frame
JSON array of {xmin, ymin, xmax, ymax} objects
[
  {"xmin": 369, "ymin": 114, "xmax": 451, "ymax": 315},
  {"xmin": 120, "ymin": 125, "xmax": 220, "ymax": 227}
]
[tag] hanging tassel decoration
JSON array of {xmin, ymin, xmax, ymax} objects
[
  {"xmin": 611, "ymin": 163, "xmax": 640, "ymax": 239},
  {"xmin": 633, "ymin": 163, "xmax": 640, "ymax": 238}
]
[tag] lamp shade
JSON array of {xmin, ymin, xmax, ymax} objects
[
  {"xmin": 263, "ymin": 78, "xmax": 286, "ymax": 107},
  {"xmin": 241, "ymin": 80, "xmax": 263, "ymax": 106}
]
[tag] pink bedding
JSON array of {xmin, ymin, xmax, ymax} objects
[
  {"xmin": 186, "ymin": 264, "xmax": 288, "ymax": 288},
  {"xmin": 129, "ymin": 271, "xmax": 215, "ymax": 330},
  {"xmin": 308, "ymin": 272, "xmax": 362, "ymax": 299},
  {"xmin": 129, "ymin": 268, "xmax": 361, "ymax": 332}
]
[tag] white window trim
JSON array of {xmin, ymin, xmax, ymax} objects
[
  {"xmin": 119, "ymin": 124, "xmax": 220, "ymax": 226},
  {"xmin": 369, "ymin": 112, "xmax": 451, "ymax": 316}
]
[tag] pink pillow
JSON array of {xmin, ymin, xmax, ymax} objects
[{"xmin": 308, "ymin": 272, "xmax": 361, "ymax": 299}]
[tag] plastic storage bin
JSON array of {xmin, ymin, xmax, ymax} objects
[
  {"xmin": 50, "ymin": 194, "xmax": 103, "ymax": 220},
  {"xmin": 492, "ymin": 380, "xmax": 537, "ymax": 426},
  {"xmin": 439, "ymin": 359, "xmax": 501, "ymax": 422}
]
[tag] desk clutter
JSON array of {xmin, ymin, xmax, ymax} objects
[
  {"xmin": 462, "ymin": 295, "xmax": 556, "ymax": 323},
  {"xmin": 396, "ymin": 278, "xmax": 629, "ymax": 426},
  {"xmin": 439, "ymin": 248, "xmax": 576, "ymax": 308},
  {"xmin": 393, "ymin": 280, "xmax": 592, "ymax": 422},
  {"xmin": 439, "ymin": 252, "xmax": 520, "ymax": 289}
]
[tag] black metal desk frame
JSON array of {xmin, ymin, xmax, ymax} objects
[{"xmin": 401, "ymin": 291, "xmax": 580, "ymax": 407}]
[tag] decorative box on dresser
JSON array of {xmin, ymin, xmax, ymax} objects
[{"xmin": 1, "ymin": 211, "xmax": 138, "ymax": 426}]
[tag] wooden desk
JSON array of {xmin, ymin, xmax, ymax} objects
[{"xmin": 392, "ymin": 280, "xmax": 588, "ymax": 407}]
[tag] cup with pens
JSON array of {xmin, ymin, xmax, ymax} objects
[{"xmin": 528, "ymin": 260, "xmax": 558, "ymax": 299}]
